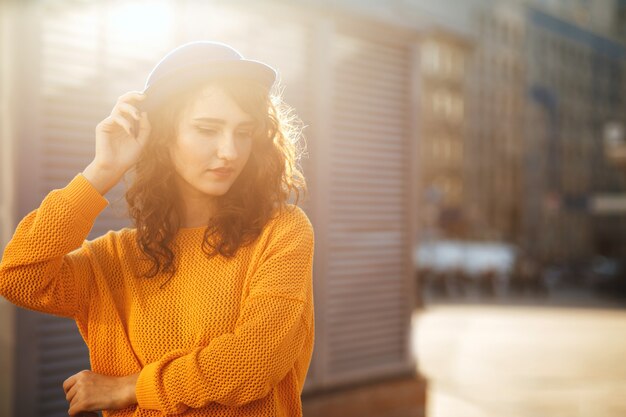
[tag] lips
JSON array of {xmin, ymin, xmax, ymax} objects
[{"xmin": 208, "ymin": 167, "xmax": 235, "ymax": 178}]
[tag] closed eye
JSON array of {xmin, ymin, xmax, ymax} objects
[
  {"xmin": 197, "ymin": 127, "xmax": 219, "ymax": 135},
  {"xmin": 236, "ymin": 130, "xmax": 253, "ymax": 139}
]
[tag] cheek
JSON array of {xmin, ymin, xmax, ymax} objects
[
  {"xmin": 171, "ymin": 137, "xmax": 205, "ymax": 166},
  {"xmin": 169, "ymin": 145, "xmax": 183, "ymax": 169},
  {"xmin": 240, "ymin": 140, "xmax": 253, "ymax": 162},
  {"xmin": 170, "ymin": 146, "xmax": 195, "ymax": 178}
]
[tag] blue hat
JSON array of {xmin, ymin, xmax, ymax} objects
[{"xmin": 140, "ymin": 41, "xmax": 277, "ymax": 112}]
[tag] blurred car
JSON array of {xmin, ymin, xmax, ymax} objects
[
  {"xmin": 414, "ymin": 239, "xmax": 517, "ymax": 298},
  {"xmin": 587, "ymin": 256, "xmax": 626, "ymax": 298}
]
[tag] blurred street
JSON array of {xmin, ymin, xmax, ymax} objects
[{"xmin": 414, "ymin": 303, "xmax": 626, "ymax": 417}]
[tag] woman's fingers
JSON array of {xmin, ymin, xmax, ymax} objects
[
  {"xmin": 110, "ymin": 114, "xmax": 134, "ymax": 137},
  {"xmin": 137, "ymin": 112, "xmax": 150, "ymax": 134},
  {"xmin": 65, "ymin": 383, "xmax": 77, "ymax": 402},
  {"xmin": 115, "ymin": 102, "xmax": 141, "ymax": 121},
  {"xmin": 116, "ymin": 91, "xmax": 146, "ymax": 104},
  {"xmin": 62, "ymin": 374, "xmax": 76, "ymax": 394},
  {"xmin": 68, "ymin": 399, "xmax": 88, "ymax": 417},
  {"xmin": 113, "ymin": 103, "xmax": 141, "ymax": 137}
]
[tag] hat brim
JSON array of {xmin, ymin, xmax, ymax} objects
[{"xmin": 140, "ymin": 60, "xmax": 276, "ymax": 112}]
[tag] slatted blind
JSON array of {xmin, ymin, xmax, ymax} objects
[
  {"xmin": 0, "ymin": 5, "xmax": 14, "ymax": 411},
  {"xmin": 322, "ymin": 31, "xmax": 415, "ymax": 385},
  {"xmin": 23, "ymin": 3, "xmax": 125, "ymax": 417}
]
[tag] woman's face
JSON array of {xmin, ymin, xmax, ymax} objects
[{"xmin": 169, "ymin": 84, "xmax": 255, "ymax": 203}]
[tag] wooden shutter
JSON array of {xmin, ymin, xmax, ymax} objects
[
  {"xmin": 0, "ymin": 3, "xmax": 17, "ymax": 409},
  {"xmin": 319, "ymin": 27, "xmax": 416, "ymax": 386},
  {"xmin": 17, "ymin": 4, "xmax": 93, "ymax": 417}
]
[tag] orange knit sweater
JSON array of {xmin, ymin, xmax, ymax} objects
[{"xmin": 0, "ymin": 173, "xmax": 315, "ymax": 416}]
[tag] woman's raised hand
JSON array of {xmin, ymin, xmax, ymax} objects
[{"xmin": 83, "ymin": 91, "xmax": 152, "ymax": 195}]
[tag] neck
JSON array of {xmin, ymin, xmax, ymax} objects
[
  {"xmin": 173, "ymin": 174, "xmax": 217, "ymax": 228},
  {"xmin": 177, "ymin": 198, "xmax": 216, "ymax": 228}
]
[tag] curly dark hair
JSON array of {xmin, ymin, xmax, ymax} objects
[{"xmin": 124, "ymin": 77, "xmax": 307, "ymax": 286}]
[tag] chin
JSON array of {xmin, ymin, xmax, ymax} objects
[{"xmin": 198, "ymin": 183, "xmax": 233, "ymax": 197}]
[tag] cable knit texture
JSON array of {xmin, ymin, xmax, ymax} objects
[{"xmin": 0, "ymin": 173, "xmax": 315, "ymax": 417}]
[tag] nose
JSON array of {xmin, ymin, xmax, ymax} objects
[{"xmin": 216, "ymin": 132, "xmax": 238, "ymax": 161}]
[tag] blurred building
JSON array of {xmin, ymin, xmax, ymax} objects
[
  {"xmin": 465, "ymin": 3, "xmax": 626, "ymax": 265},
  {"xmin": 466, "ymin": 6, "xmax": 526, "ymax": 243},
  {"xmin": 526, "ymin": 7, "xmax": 626, "ymax": 263},
  {"xmin": 416, "ymin": 30, "xmax": 471, "ymax": 239},
  {"xmin": 533, "ymin": 0, "xmax": 618, "ymax": 34},
  {"xmin": 619, "ymin": 0, "xmax": 626, "ymax": 42}
]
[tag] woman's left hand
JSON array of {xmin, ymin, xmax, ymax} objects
[{"xmin": 63, "ymin": 370, "xmax": 139, "ymax": 416}]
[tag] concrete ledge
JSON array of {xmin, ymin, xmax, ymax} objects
[{"xmin": 413, "ymin": 306, "xmax": 626, "ymax": 417}]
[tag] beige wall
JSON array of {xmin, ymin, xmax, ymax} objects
[{"xmin": 0, "ymin": 1, "xmax": 16, "ymax": 416}]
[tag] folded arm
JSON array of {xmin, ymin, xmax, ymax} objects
[{"xmin": 135, "ymin": 207, "xmax": 315, "ymax": 414}]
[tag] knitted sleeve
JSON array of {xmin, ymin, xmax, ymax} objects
[
  {"xmin": 0, "ymin": 173, "xmax": 108, "ymax": 320},
  {"xmin": 134, "ymin": 208, "xmax": 315, "ymax": 414}
]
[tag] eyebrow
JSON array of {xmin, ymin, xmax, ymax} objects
[{"xmin": 192, "ymin": 117, "xmax": 256, "ymax": 126}]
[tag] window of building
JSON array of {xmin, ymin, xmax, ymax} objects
[{"xmin": 421, "ymin": 41, "xmax": 440, "ymax": 74}]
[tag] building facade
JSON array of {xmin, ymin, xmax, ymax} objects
[
  {"xmin": 416, "ymin": 30, "xmax": 471, "ymax": 239},
  {"xmin": 465, "ymin": 3, "xmax": 626, "ymax": 264},
  {"xmin": 466, "ymin": 6, "xmax": 526, "ymax": 243}
]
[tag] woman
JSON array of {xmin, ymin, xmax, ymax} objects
[{"xmin": 0, "ymin": 41, "xmax": 314, "ymax": 417}]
